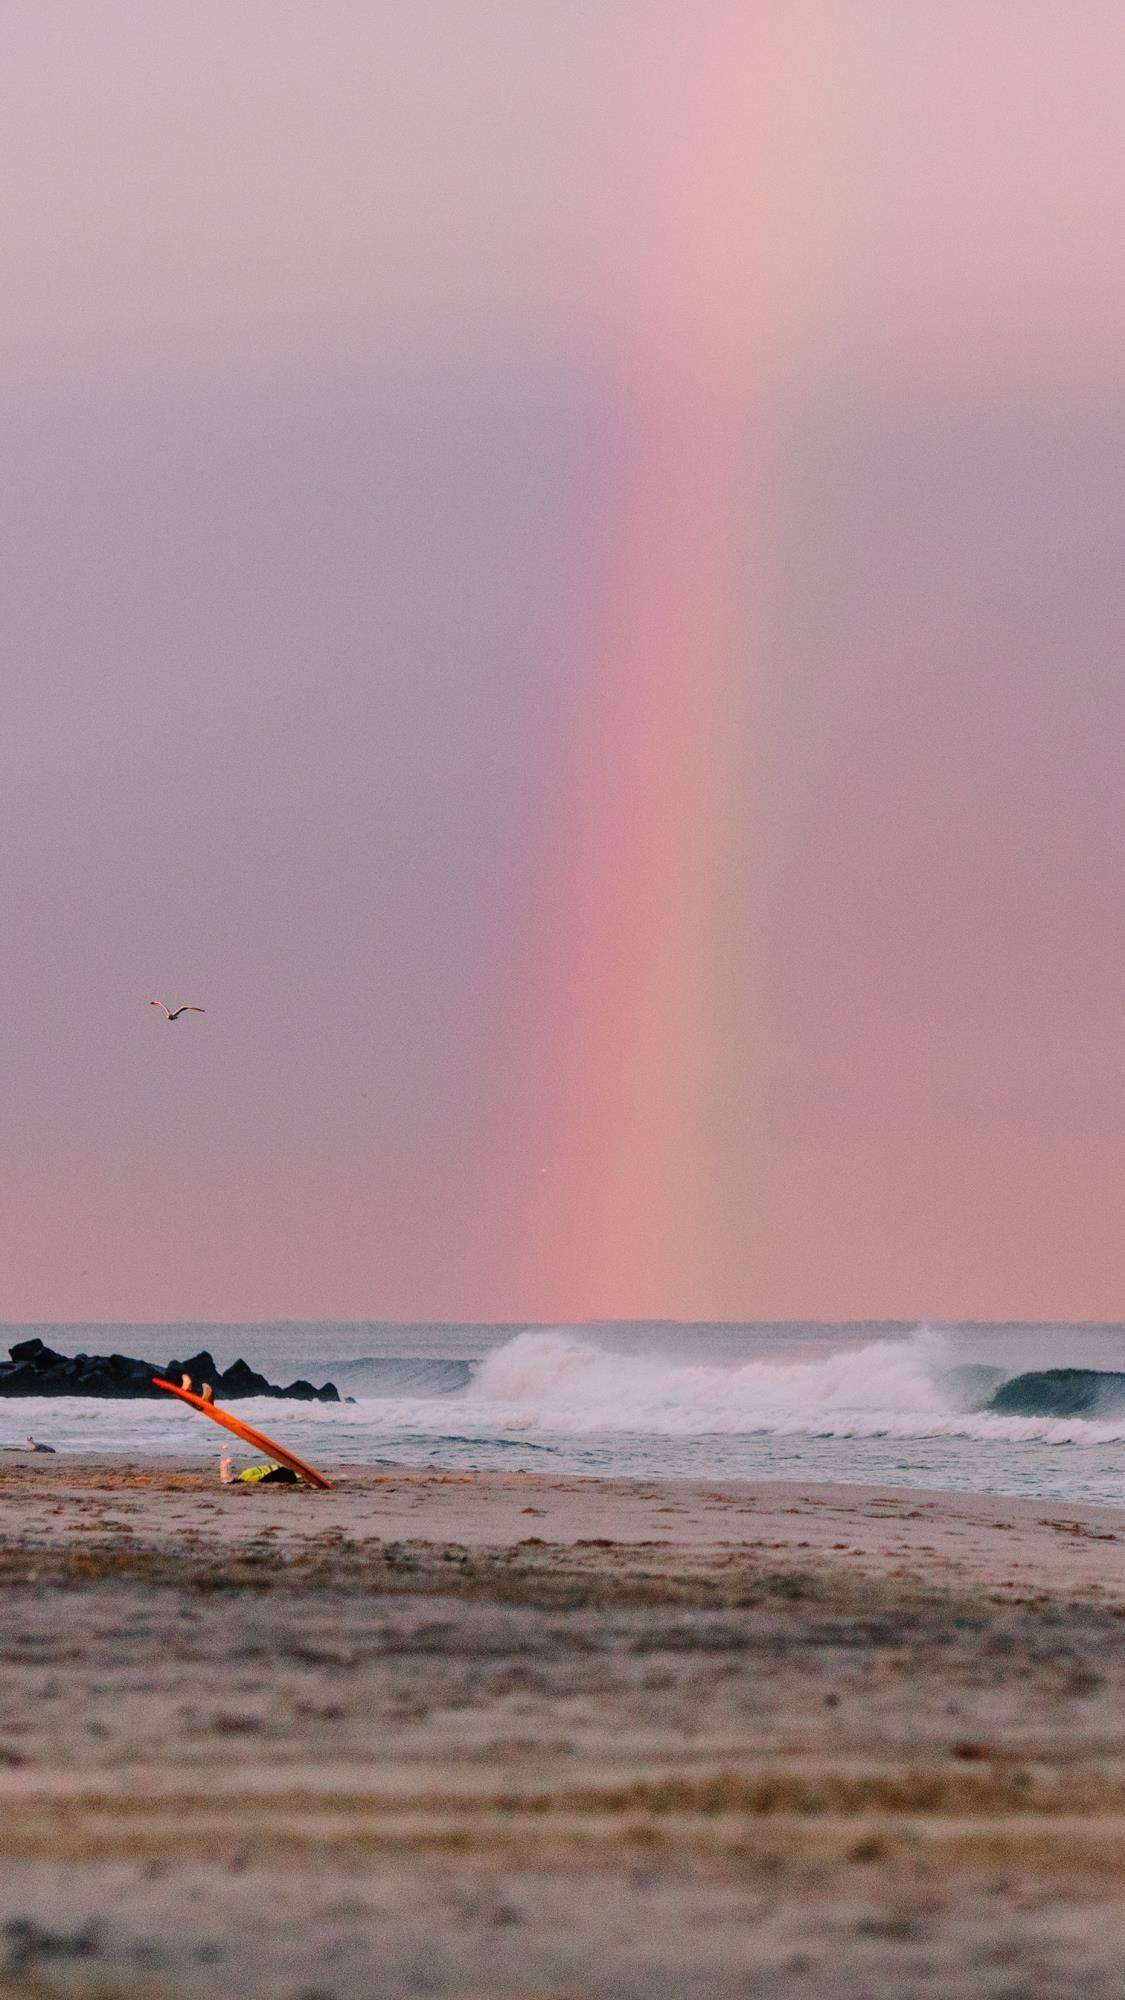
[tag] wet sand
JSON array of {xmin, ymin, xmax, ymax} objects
[{"xmin": 1, "ymin": 1457, "xmax": 1124, "ymax": 1999}]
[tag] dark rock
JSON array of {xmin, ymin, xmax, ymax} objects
[
  {"xmin": 1, "ymin": 1340, "xmax": 339, "ymax": 1403},
  {"xmin": 0, "ymin": 1363, "xmax": 49, "ymax": 1393},
  {"xmin": 9, "ymin": 1338, "xmax": 64, "ymax": 1370},
  {"xmin": 218, "ymin": 1358, "xmax": 272, "ymax": 1397},
  {"xmin": 180, "ymin": 1350, "xmax": 220, "ymax": 1383}
]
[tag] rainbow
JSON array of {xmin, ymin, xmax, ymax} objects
[{"xmin": 504, "ymin": 14, "xmax": 830, "ymax": 1318}]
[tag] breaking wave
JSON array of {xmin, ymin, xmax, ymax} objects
[{"xmin": 425, "ymin": 1327, "xmax": 1125, "ymax": 1446}]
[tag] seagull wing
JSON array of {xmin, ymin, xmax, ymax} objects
[
  {"xmin": 168, "ymin": 1005, "xmax": 205, "ymax": 1019},
  {"xmin": 147, "ymin": 999, "xmax": 170, "ymax": 1016}
]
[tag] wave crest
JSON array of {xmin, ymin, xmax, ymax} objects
[{"xmin": 461, "ymin": 1328, "xmax": 1125, "ymax": 1446}]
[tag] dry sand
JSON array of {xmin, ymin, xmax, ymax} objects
[{"xmin": 1, "ymin": 1456, "xmax": 1124, "ymax": 1999}]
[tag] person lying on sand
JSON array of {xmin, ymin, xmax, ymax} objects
[{"xmin": 219, "ymin": 1452, "xmax": 298, "ymax": 1485}]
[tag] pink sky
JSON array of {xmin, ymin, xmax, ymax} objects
[{"xmin": 2, "ymin": 3, "xmax": 1124, "ymax": 1321}]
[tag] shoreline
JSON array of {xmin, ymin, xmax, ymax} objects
[{"xmin": 2, "ymin": 1456, "xmax": 1124, "ymax": 1595}]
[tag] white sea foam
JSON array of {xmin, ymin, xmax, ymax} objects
[{"xmin": 446, "ymin": 1326, "xmax": 1125, "ymax": 1448}]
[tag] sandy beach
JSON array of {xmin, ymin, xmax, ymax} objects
[{"xmin": 1, "ymin": 1458, "xmax": 1124, "ymax": 1999}]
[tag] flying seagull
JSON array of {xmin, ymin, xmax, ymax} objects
[{"xmin": 148, "ymin": 999, "xmax": 205, "ymax": 1021}]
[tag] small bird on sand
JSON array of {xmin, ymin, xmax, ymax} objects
[{"xmin": 148, "ymin": 999, "xmax": 205, "ymax": 1021}]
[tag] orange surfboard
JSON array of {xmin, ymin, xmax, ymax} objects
[{"xmin": 152, "ymin": 1377, "xmax": 334, "ymax": 1489}]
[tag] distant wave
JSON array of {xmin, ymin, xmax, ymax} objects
[{"xmin": 328, "ymin": 1356, "xmax": 474, "ymax": 1396}]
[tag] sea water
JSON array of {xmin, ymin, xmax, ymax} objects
[{"xmin": 2, "ymin": 1320, "xmax": 1125, "ymax": 1505}]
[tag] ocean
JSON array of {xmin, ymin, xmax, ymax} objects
[{"xmin": 2, "ymin": 1320, "xmax": 1125, "ymax": 1505}]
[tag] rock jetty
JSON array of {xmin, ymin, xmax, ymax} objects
[{"xmin": 0, "ymin": 1337, "xmax": 340, "ymax": 1403}]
